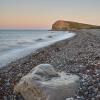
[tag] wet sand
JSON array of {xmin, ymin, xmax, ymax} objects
[{"xmin": 0, "ymin": 29, "xmax": 100, "ymax": 99}]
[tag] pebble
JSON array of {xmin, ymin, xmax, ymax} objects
[
  {"xmin": 17, "ymin": 73, "xmax": 23, "ymax": 77},
  {"xmin": 66, "ymin": 97, "xmax": 74, "ymax": 100},
  {"xmin": 96, "ymin": 95, "xmax": 100, "ymax": 100}
]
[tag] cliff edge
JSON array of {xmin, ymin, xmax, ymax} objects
[{"xmin": 52, "ymin": 20, "xmax": 100, "ymax": 31}]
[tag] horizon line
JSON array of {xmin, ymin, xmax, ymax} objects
[{"xmin": 0, "ymin": 27, "xmax": 49, "ymax": 30}]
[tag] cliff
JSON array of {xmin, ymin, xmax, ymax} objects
[{"xmin": 52, "ymin": 20, "xmax": 100, "ymax": 31}]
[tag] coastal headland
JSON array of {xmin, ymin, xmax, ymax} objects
[{"xmin": 52, "ymin": 20, "xmax": 100, "ymax": 31}]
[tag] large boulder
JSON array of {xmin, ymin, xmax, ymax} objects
[{"xmin": 14, "ymin": 64, "xmax": 80, "ymax": 100}]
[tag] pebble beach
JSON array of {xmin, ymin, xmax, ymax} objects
[{"xmin": 0, "ymin": 29, "xmax": 100, "ymax": 100}]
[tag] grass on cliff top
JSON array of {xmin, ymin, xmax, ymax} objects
[{"xmin": 68, "ymin": 22, "xmax": 100, "ymax": 29}]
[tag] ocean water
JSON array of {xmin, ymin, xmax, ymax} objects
[{"xmin": 0, "ymin": 30, "xmax": 75, "ymax": 68}]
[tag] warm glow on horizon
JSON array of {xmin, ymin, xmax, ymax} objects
[{"xmin": 0, "ymin": 0, "xmax": 100, "ymax": 29}]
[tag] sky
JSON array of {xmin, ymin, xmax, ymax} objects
[{"xmin": 0, "ymin": 0, "xmax": 100, "ymax": 29}]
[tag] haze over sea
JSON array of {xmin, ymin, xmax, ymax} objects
[{"xmin": 0, "ymin": 30, "xmax": 75, "ymax": 68}]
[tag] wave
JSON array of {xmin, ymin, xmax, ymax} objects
[{"xmin": 0, "ymin": 31, "xmax": 75, "ymax": 68}]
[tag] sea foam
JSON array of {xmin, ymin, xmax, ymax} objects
[{"xmin": 0, "ymin": 30, "xmax": 75, "ymax": 68}]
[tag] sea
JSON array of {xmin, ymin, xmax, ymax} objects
[{"xmin": 0, "ymin": 30, "xmax": 75, "ymax": 68}]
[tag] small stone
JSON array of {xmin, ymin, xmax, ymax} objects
[
  {"xmin": 91, "ymin": 97, "xmax": 96, "ymax": 100},
  {"xmin": 96, "ymin": 95, "xmax": 100, "ymax": 100},
  {"xmin": 98, "ymin": 83, "xmax": 100, "ymax": 91},
  {"xmin": 17, "ymin": 73, "xmax": 23, "ymax": 77},
  {"xmin": 3, "ymin": 96, "xmax": 7, "ymax": 100},
  {"xmin": 78, "ymin": 89, "xmax": 84, "ymax": 96},
  {"xmin": 95, "ymin": 69, "xmax": 100, "ymax": 74},
  {"xmin": 5, "ymin": 79, "xmax": 10, "ymax": 86},
  {"xmin": 66, "ymin": 97, "xmax": 74, "ymax": 100},
  {"xmin": 84, "ymin": 91, "xmax": 88, "ymax": 96}
]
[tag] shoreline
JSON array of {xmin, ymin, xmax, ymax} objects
[
  {"xmin": 0, "ymin": 31, "xmax": 75, "ymax": 68},
  {"xmin": 0, "ymin": 29, "xmax": 100, "ymax": 99}
]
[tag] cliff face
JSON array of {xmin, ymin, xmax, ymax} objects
[{"xmin": 52, "ymin": 20, "xmax": 100, "ymax": 31}]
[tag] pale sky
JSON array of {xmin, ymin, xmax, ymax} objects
[{"xmin": 0, "ymin": 0, "xmax": 100, "ymax": 29}]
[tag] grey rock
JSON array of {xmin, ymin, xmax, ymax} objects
[{"xmin": 14, "ymin": 64, "xmax": 80, "ymax": 100}]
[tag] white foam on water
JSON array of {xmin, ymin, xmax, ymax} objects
[{"xmin": 0, "ymin": 31, "xmax": 75, "ymax": 68}]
